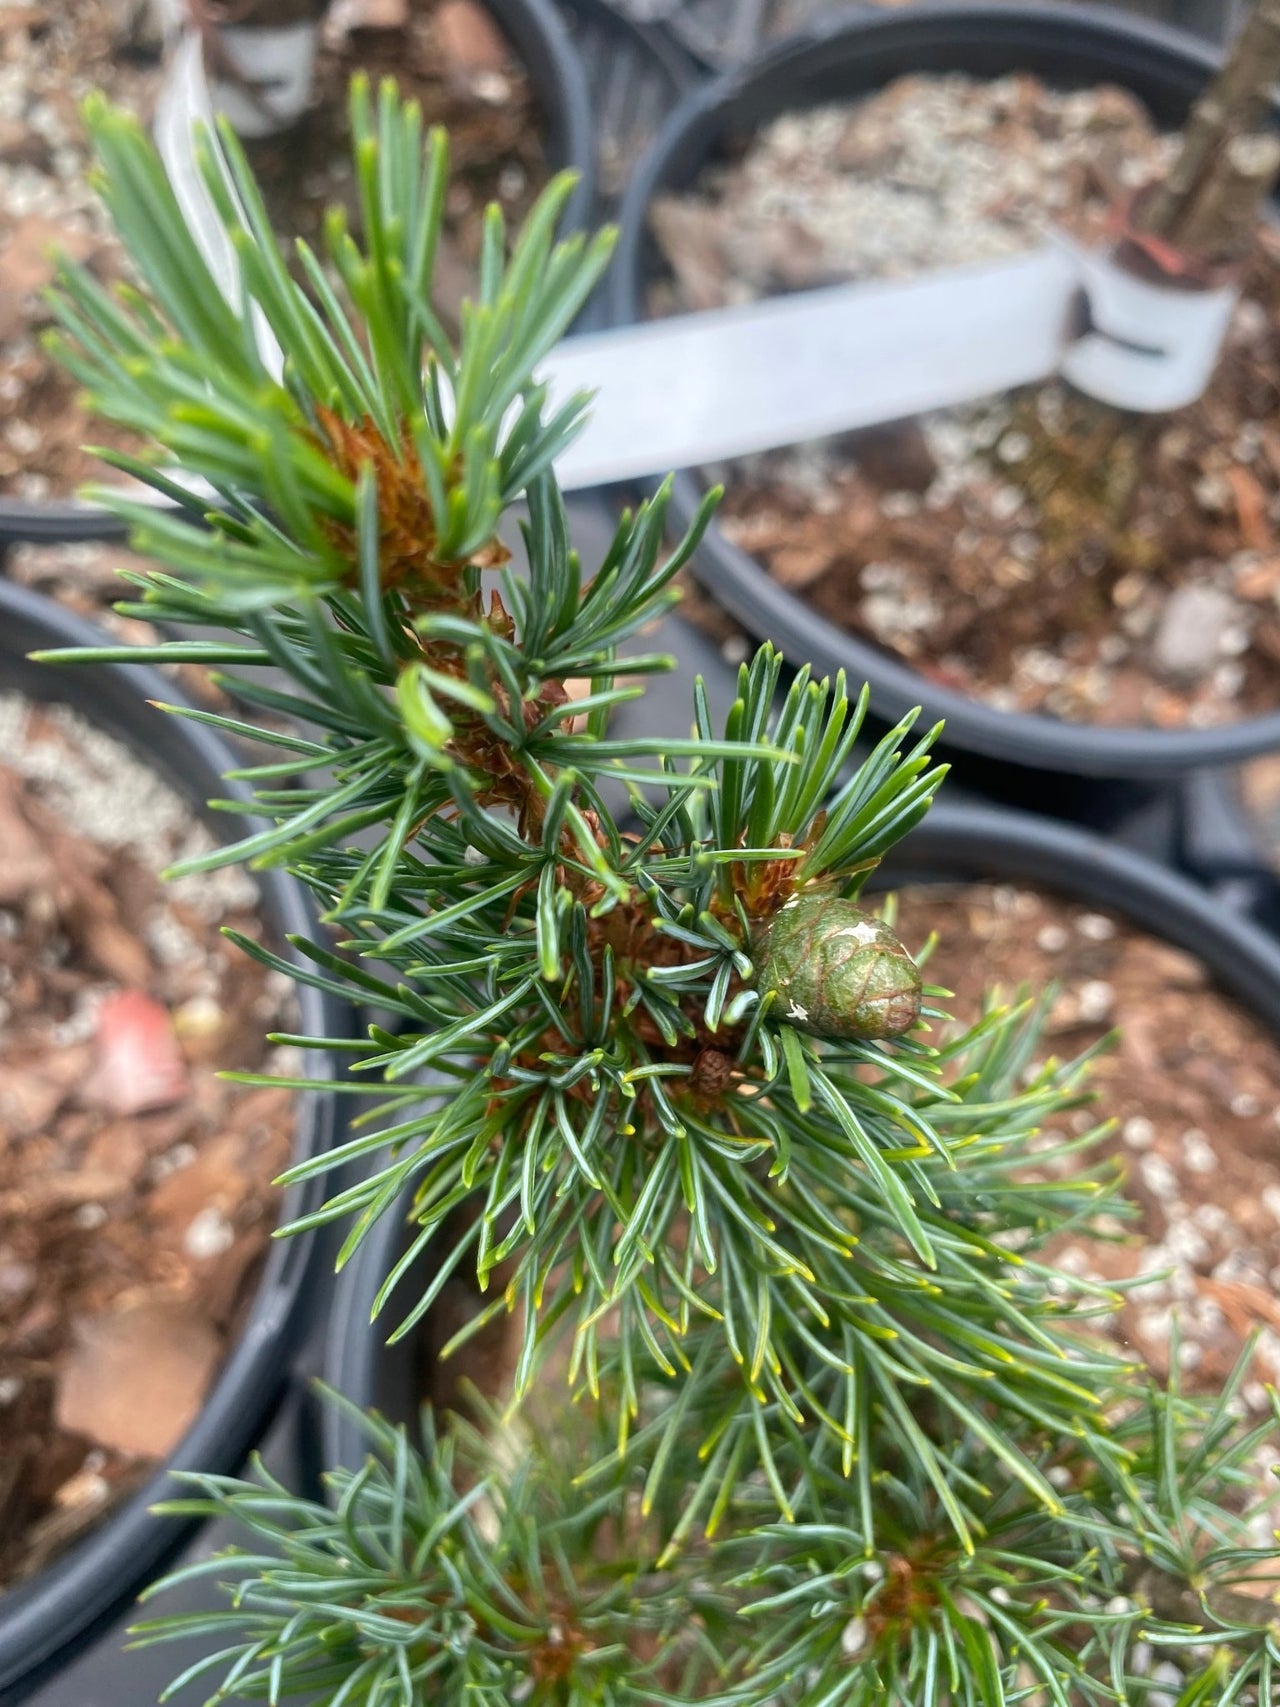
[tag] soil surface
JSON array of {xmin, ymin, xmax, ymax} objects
[
  {"xmin": 5, "ymin": 538, "xmax": 168, "ymax": 632},
  {"xmin": 651, "ymin": 73, "xmax": 1280, "ymax": 731},
  {"xmin": 0, "ymin": 692, "xmax": 296, "ymax": 1591},
  {"xmin": 0, "ymin": 0, "xmax": 163, "ymax": 500},
  {"xmin": 244, "ymin": 0, "xmax": 549, "ymax": 332},
  {"xmin": 892, "ymin": 880, "xmax": 1280, "ymax": 1416}
]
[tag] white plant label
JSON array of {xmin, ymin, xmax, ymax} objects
[
  {"xmin": 1057, "ymin": 240, "xmax": 1240, "ymax": 412},
  {"xmin": 208, "ymin": 22, "xmax": 319, "ymax": 139}
]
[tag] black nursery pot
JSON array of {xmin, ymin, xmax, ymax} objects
[
  {"xmin": 0, "ymin": 582, "xmax": 350, "ymax": 1701},
  {"xmin": 320, "ymin": 798, "xmax": 1280, "ymax": 1456},
  {"xmin": 323, "ymin": 1187, "xmax": 424, "ymax": 1471},
  {"xmin": 0, "ymin": 0, "xmax": 597, "ymax": 551},
  {"xmin": 608, "ymin": 1, "xmax": 1280, "ymax": 789}
]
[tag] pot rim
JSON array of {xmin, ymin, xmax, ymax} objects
[
  {"xmin": 0, "ymin": 580, "xmax": 348, "ymax": 1698},
  {"xmin": 606, "ymin": 0, "xmax": 1280, "ymax": 778}
]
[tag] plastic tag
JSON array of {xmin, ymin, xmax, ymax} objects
[
  {"xmin": 1058, "ymin": 238, "xmax": 1239, "ymax": 413},
  {"xmin": 208, "ymin": 22, "xmax": 319, "ymax": 139}
]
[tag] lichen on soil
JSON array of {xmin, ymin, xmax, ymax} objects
[
  {"xmin": 651, "ymin": 73, "xmax": 1280, "ymax": 730},
  {"xmin": 0, "ymin": 691, "xmax": 296, "ymax": 1590}
]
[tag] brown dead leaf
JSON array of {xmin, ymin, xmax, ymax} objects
[
  {"xmin": 1198, "ymin": 1276, "xmax": 1280, "ymax": 1339},
  {"xmin": 144, "ymin": 1134, "xmax": 247, "ymax": 1230},
  {"xmin": 0, "ymin": 1165, "xmax": 130, "ymax": 1218}
]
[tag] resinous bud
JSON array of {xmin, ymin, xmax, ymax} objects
[{"xmin": 753, "ymin": 896, "xmax": 921, "ymax": 1041}]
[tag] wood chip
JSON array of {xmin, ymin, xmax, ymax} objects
[
  {"xmin": 1227, "ymin": 464, "xmax": 1272, "ymax": 551},
  {"xmin": 434, "ymin": 0, "xmax": 510, "ymax": 74},
  {"xmin": 56, "ymin": 1299, "xmax": 221, "ymax": 1459}
]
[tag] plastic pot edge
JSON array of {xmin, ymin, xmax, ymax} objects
[{"xmin": 0, "ymin": 582, "xmax": 350, "ymax": 1699}]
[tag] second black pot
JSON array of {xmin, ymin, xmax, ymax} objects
[
  {"xmin": 607, "ymin": 1, "xmax": 1280, "ymax": 791},
  {"xmin": 0, "ymin": 582, "xmax": 351, "ymax": 1701}
]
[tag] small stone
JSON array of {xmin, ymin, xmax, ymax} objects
[
  {"xmin": 1126, "ymin": 1112, "xmax": 1160, "ymax": 1153},
  {"xmin": 1180, "ymin": 1129, "xmax": 1216, "ymax": 1174},
  {"xmin": 1138, "ymin": 1154, "xmax": 1179, "ymax": 1201},
  {"xmin": 1166, "ymin": 1219, "xmax": 1208, "ymax": 1264},
  {"xmin": 1152, "ymin": 584, "xmax": 1239, "ymax": 682},
  {"xmin": 150, "ymin": 1141, "xmax": 197, "ymax": 1181},
  {"xmin": 988, "ymin": 485, "xmax": 1024, "ymax": 523},
  {"xmin": 1193, "ymin": 473, "xmax": 1231, "ymax": 514},
  {"xmin": 1192, "ymin": 1202, "xmax": 1229, "ymax": 1235},
  {"xmin": 1112, "ymin": 573, "xmax": 1147, "ymax": 609},
  {"xmin": 0, "ymin": 1258, "xmax": 34, "ymax": 1301},
  {"xmin": 997, "ymin": 430, "xmax": 1031, "ymax": 464},
  {"xmin": 840, "ymin": 1616, "xmax": 868, "ymax": 1658},
  {"xmin": 184, "ymin": 1206, "xmax": 236, "ymax": 1261},
  {"xmin": 1076, "ymin": 980, "xmax": 1114, "ymax": 1023},
  {"xmin": 1075, "ymin": 912, "xmax": 1115, "ymax": 942},
  {"xmin": 1036, "ymin": 924, "xmax": 1069, "ymax": 953}
]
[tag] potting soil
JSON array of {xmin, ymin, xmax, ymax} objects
[{"xmin": 0, "ymin": 693, "xmax": 295, "ymax": 1591}]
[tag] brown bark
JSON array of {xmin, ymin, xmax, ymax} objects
[{"xmin": 1137, "ymin": 0, "xmax": 1280, "ymax": 260}]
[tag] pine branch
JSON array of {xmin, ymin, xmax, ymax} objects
[{"xmin": 43, "ymin": 85, "xmax": 1280, "ymax": 1707}]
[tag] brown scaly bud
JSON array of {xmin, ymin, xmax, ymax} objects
[{"xmin": 752, "ymin": 895, "xmax": 921, "ymax": 1042}]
